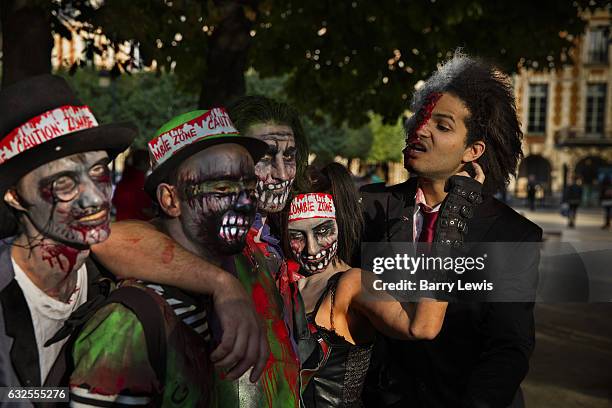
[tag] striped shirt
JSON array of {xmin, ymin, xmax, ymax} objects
[{"xmin": 145, "ymin": 283, "xmax": 211, "ymax": 341}]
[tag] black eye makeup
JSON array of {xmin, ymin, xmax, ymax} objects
[
  {"xmin": 289, "ymin": 230, "xmax": 305, "ymax": 241},
  {"xmin": 314, "ymin": 220, "xmax": 336, "ymax": 236}
]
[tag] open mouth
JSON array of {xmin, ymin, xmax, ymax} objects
[
  {"xmin": 407, "ymin": 141, "xmax": 427, "ymax": 153},
  {"xmin": 256, "ymin": 179, "xmax": 292, "ymax": 208},
  {"xmin": 300, "ymin": 241, "xmax": 338, "ymax": 272},
  {"xmin": 219, "ymin": 213, "xmax": 251, "ymax": 242},
  {"xmin": 257, "ymin": 180, "xmax": 291, "ymax": 192}
]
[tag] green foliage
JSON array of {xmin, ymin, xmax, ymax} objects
[
  {"xmin": 245, "ymin": 69, "xmax": 289, "ymax": 102},
  {"xmin": 344, "ymin": 124, "xmax": 374, "ymax": 160},
  {"xmin": 367, "ymin": 114, "xmax": 405, "ymax": 163},
  {"xmin": 57, "ymin": 67, "xmax": 396, "ymax": 163},
  {"xmin": 59, "ymin": 68, "xmax": 198, "ymax": 147},
  {"xmin": 251, "ymin": 0, "xmax": 604, "ymax": 126},
  {"xmin": 245, "ymin": 70, "xmax": 374, "ymax": 162},
  {"xmin": 53, "ymin": 0, "xmax": 608, "ymax": 127}
]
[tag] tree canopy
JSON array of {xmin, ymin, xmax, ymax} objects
[{"xmin": 38, "ymin": 0, "xmax": 608, "ymax": 127}]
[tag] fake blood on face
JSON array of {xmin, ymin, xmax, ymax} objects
[{"xmin": 414, "ymin": 92, "xmax": 443, "ymax": 135}]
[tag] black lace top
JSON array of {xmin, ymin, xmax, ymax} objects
[{"xmin": 302, "ymin": 272, "xmax": 374, "ymax": 408}]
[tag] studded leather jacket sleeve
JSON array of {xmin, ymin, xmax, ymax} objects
[{"xmin": 434, "ymin": 175, "xmax": 483, "ymax": 248}]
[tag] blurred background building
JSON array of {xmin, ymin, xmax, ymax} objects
[{"xmin": 512, "ymin": 8, "xmax": 612, "ymax": 207}]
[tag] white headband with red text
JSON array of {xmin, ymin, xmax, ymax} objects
[
  {"xmin": 289, "ymin": 193, "xmax": 336, "ymax": 222},
  {"xmin": 0, "ymin": 105, "xmax": 98, "ymax": 165},
  {"xmin": 148, "ymin": 107, "xmax": 238, "ymax": 169}
]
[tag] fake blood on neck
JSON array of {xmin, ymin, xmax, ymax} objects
[{"xmin": 40, "ymin": 242, "xmax": 83, "ymax": 274}]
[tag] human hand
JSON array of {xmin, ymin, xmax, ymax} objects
[
  {"xmin": 456, "ymin": 162, "xmax": 485, "ymax": 184},
  {"xmin": 210, "ymin": 273, "xmax": 270, "ymax": 383}
]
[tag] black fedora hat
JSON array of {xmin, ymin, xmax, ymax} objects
[
  {"xmin": 144, "ymin": 108, "xmax": 267, "ymax": 198},
  {"xmin": 0, "ymin": 74, "xmax": 137, "ymax": 238}
]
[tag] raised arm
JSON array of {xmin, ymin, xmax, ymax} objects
[
  {"xmin": 91, "ymin": 220, "xmax": 269, "ymax": 382},
  {"xmin": 344, "ymin": 269, "xmax": 447, "ymax": 340}
]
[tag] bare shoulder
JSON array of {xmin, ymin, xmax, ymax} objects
[{"xmin": 337, "ymin": 268, "xmax": 364, "ymax": 300}]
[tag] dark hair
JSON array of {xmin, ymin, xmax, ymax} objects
[
  {"xmin": 227, "ymin": 95, "xmax": 309, "ymax": 192},
  {"xmin": 283, "ymin": 162, "xmax": 363, "ymax": 266},
  {"xmin": 406, "ymin": 52, "xmax": 523, "ymax": 193}
]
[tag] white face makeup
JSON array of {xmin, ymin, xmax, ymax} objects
[
  {"xmin": 246, "ymin": 123, "xmax": 297, "ymax": 213},
  {"xmin": 288, "ymin": 217, "xmax": 339, "ymax": 273},
  {"xmin": 12, "ymin": 150, "xmax": 112, "ymax": 249}
]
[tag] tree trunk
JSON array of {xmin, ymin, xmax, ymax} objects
[
  {"xmin": 198, "ymin": 0, "xmax": 255, "ymax": 108},
  {"xmin": 1, "ymin": 0, "xmax": 52, "ymax": 88}
]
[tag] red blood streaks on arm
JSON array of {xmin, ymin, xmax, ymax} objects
[{"xmin": 161, "ymin": 240, "xmax": 175, "ymax": 264}]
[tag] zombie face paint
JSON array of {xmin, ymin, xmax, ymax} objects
[
  {"xmin": 403, "ymin": 92, "xmax": 472, "ymax": 179},
  {"xmin": 246, "ymin": 123, "xmax": 296, "ymax": 213},
  {"xmin": 175, "ymin": 144, "xmax": 257, "ymax": 255},
  {"xmin": 13, "ymin": 151, "xmax": 112, "ymax": 247},
  {"xmin": 288, "ymin": 193, "xmax": 338, "ymax": 273},
  {"xmin": 288, "ymin": 219, "xmax": 338, "ymax": 273}
]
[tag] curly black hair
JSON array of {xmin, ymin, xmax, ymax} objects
[{"xmin": 405, "ymin": 52, "xmax": 523, "ymax": 193}]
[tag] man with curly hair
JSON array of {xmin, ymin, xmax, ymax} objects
[{"xmin": 360, "ymin": 53, "xmax": 542, "ymax": 408}]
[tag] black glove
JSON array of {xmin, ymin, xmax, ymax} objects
[{"xmin": 434, "ymin": 175, "xmax": 483, "ymax": 248}]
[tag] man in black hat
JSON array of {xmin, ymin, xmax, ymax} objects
[{"xmin": 0, "ymin": 74, "xmax": 136, "ymax": 388}]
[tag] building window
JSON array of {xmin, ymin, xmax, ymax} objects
[
  {"xmin": 585, "ymin": 83, "xmax": 606, "ymax": 135},
  {"xmin": 528, "ymin": 84, "xmax": 548, "ymax": 133},
  {"xmin": 586, "ymin": 26, "xmax": 609, "ymax": 64}
]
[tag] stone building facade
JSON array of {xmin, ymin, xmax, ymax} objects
[{"xmin": 512, "ymin": 8, "xmax": 612, "ymax": 205}]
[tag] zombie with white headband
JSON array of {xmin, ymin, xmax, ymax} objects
[
  {"xmin": 85, "ymin": 96, "xmax": 313, "ymax": 407},
  {"xmin": 64, "ymin": 109, "xmax": 271, "ymax": 406},
  {"xmin": 288, "ymin": 193, "xmax": 338, "ymax": 273},
  {"xmin": 287, "ymin": 163, "xmax": 448, "ymax": 407},
  {"xmin": 0, "ymin": 75, "xmax": 136, "ymax": 389}
]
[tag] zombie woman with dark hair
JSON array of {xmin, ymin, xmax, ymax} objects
[{"xmin": 287, "ymin": 163, "xmax": 447, "ymax": 407}]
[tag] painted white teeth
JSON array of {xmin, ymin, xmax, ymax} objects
[
  {"xmin": 267, "ymin": 184, "xmax": 274, "ymax": 190},
  {"xmin": 230, "ymin": 227, "xmax": 237, "ymax": 236},
  {"xmin": 230, "ymin": 216, "xmax": 236, "ymax": 224},
  {"xmin": 273, "ymin": 196, "xmax": 279, "ymax": 204},
  {"xmin": 317, "ymin": 262, "xmax": 323, "ymax": 270}
]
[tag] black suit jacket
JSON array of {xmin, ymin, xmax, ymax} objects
[
  {"xmin": 358, "ymin": 178, "xmax": 542, "ymax": 408},
  {"xmin": 0, "ymin": 238, "xmax": 104, "ymax": 393}
]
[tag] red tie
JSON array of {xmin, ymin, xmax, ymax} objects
[{"xmin": 418, "ymin": 205, "xmax": 439, "ymax": 243}]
